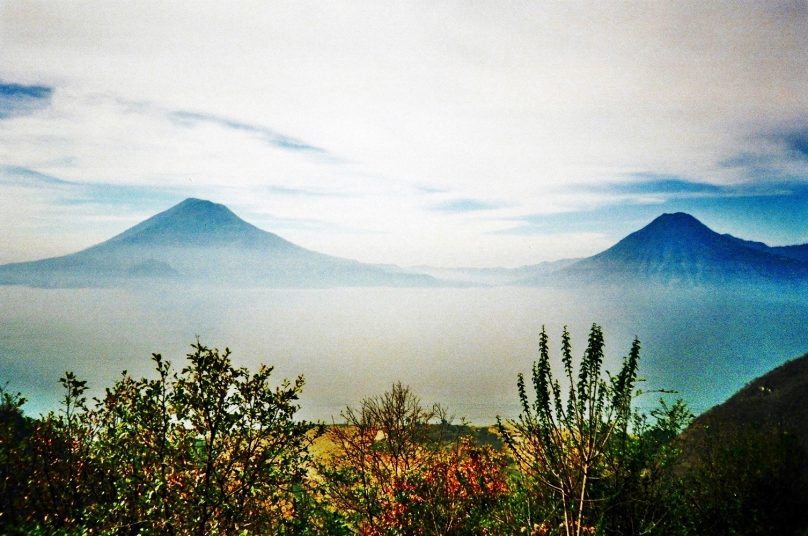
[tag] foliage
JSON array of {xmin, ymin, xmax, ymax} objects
[
  {"xmin": 498, "ymin": 324, "xmax": 693, "ymax": 536},
  {"xmin": 22, "ymin": 372, "xmax": 100, "ymax": 532},
  {"xmin": 2, "ymin": 342, "xmax": 320, "ymax": 535},
  {"xmin": 3, "ymin": 328, "xmax": 807, "ymax": 535},
  {"xmin": 317, "ymin": 382, "xmax": 510, "ymax": 534},
  {"xmin": 0, "ymin": 385, "xmax": 32, "ymax": 530},
  {"xmin": 679, "ymin": 422, "xmax": 808, "ymax": 535}
]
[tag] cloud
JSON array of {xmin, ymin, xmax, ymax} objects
[
  {"xmin": 781, "ymin": 129, "xmax": 808, "ymax": 160},
  {"xmin": 167, "ymin": 110, "xmax": 330, "ymax": 156},
  {"xmin": 0, "ymin": 91, "xmax": 352, "ymax": 190},
  {"xmin": 609, "ymin": 175, "xmax": 724, "ymax": 196},
  {"xmin": 431, "ymin": 198, "xmax": 502, "ymax": 213},
  {"xmin": 714, "ymin": 126, "xmax": 808, "ymax": 188},
  {"xmin": 265, "ymin": 185, "xmax": 348, "ymax": 198},
  {"xmin": 0, "ymin": 164, "xmax": 72, "ymax": 186},
  {"xmin": 0, "ymin": 81, "xmax": 52, "ymax": 119},
  {"xmin": 1, "ymin": 2, "xmax": 807, "ymax": 265}
]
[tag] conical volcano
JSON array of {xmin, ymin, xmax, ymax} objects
[
  {"xmin": 0, "ymin": 198, "xmax": 437, "ymax": 288},
  {"xmin": 101, "ymin": 198, "xmax": 294, "ymax": 249},
  {"xmin": 558, "ymin": 212, "xmax": 808, "ymax": 284}
]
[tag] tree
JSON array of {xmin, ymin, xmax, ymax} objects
[
  {"xmin": 0, "ymin": 385, "xmax": 33, "ymax": 531},
  {"xmin": 498, "ymin": 324, "xmax": 644, "ymax": 536},
  {"xmin": 6, "ymin": 341, "xmax": 320, "ymax": 535},
  {"xmin": 319, "ymin": 382, "xmax": 509, "ymax": 534},
  {"xmin": 91, "ymin": 341, "xmax": 321, "ymax": 535}
]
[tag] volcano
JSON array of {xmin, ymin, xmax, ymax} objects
[
  {"xmin": 522, "ymin": 212, "xmax": 808, "ymax": 285},
  {"xmin": 0, "ymin": 198, "xmax": 437, "ymax": 288}
]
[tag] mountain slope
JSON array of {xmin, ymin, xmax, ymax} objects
[
  {"xmin": 0, "ymin": 198, "xmax": 438, "ymax": 288},
  {"xmin": 771, "ymin": 243, "xmax": 808, "ymax": 263},
  {"xmin": 676, "ymin": 349, "xmax": 808, "ymax": 534},
  {"xmin": 547, "ymin": 212, "xmax": 808, "ymax": 285},
  {"xmin": 685, "ymin": 350, "xmax": 808, "ymax": 446},
  {"xmin": 100, "ymin": 197, "xmax": 297, "ymax": 249}
]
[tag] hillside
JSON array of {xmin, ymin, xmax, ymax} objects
[
  {"xmin": 674, "ymin": 349, "xmax": 808, "ymax": 533},
  {"xmin": 684, "ymin": 350, "xmax": 808, "ymax": 447}
]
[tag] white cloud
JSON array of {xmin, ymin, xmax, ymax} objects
[{"xmin": 1, "ymin": 1, "xmax": 807, "ymax": 265}]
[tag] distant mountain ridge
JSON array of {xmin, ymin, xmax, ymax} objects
[
  {"xmin": 0, "ymin": 198, "xmax": 438, "ymax": 288},
  {"xmin": 404, "ymin": 259, "xmax": 579, "ymax": 286},
  {"xmin": 529, "ymin": 212, "xmax": 808, "ymax": 286},
  {"xmin": 1, "ymin": 203, "xmax": 806, "ymax": 288}
]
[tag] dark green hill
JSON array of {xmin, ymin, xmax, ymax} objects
[
  {"xmin": 676, "ymin": 350, "xmax": 808, "ymax": 535},
  {"xmin": 685, "ymin": 350, "xmax": 808, "ymax": 445}
]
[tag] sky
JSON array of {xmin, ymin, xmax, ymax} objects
[{"xmin": 1, "ymin": 1, "xmax": 807, "ymax": 268}]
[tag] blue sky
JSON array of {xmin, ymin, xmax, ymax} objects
[{"xmin": 1, "ymin": 2, "xmax": 807, "ymax": 267}]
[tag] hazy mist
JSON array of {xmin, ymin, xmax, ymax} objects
[{"xmin": 2, "ymin": 284, "xmax": 806, "ymax": 423}]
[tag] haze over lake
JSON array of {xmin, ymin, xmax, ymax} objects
[{"xmin": 3, "ymin": 284, "xmax": 806, "ymax": 423}]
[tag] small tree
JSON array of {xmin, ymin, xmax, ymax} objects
[
  {"xmin": 498, "ymin": 324, "xmax": 641, "ymax": 536},
  {"xmin": 198, "ymin": 343, "xmax": 323, "ymax": 533},
  {"xmin": 319, "ymin": 382, "xmax": 439, "ymax": 533},
  {"xmin": 91, "ymin": 341, "xmax": 321, "ymax": 535},
  {"xmin": 22, "ymin": 372, "xmax": 102, "ymax": 532},
  {"xmin": 320, "ymin": 382, "xmax": 509, "ymax": 534},
  {"xmin": 0, "ymin": 386, "xmax": 33, "ymax": 531},
  {"xmin": 9, "ymin": 341, "xmax": 320, "ymax": 535}
]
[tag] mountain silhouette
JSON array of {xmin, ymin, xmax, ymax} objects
[
  {"xmin": 100, "ymin": 198, "xmax": 297, "ymax": 249},
  {"xmin": 547, "ymin": 212, "xmax": 808, "ymax": 285},
  {"xmin": 3, "ymin": 204, "xmax": 806, "ymax": 288},
  {"xmin": 0, "ymin": 198, "xmax": 437, "ymax": 288},
  {"xmin": 770, "ymin": 244, "xmax": 808, "ymax": 263}
]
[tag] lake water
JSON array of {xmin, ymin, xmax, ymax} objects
[{"xmin": 1, "ymin": 285, "xmax": 806, "ymax": 423}]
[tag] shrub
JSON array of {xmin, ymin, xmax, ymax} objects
[
  {"xmin": 498, "ymin": 324, "xmax": 691, "ymax": 536},
  {"xmin": 318, "ymin": 382, "xmax": 510, "ymax": 534},
  {"xmin": 7, "ymin": 342, "xmax": 321, "ymax": 535}
]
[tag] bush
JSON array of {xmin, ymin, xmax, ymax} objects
[
  {"xmin": 11, "ymin": 327, "xmax": 808, "ymax": 535},
  {"xmin": 317, "ymin": 382, "xmax": 510, "ymax": 534},
  {"xmin": 498, "ymin": 324, "xmax": 692, "ymax": 536},
  {"xmin": 680, "ymin": 422, "xmax": 808, "ymax": 535},
  {"xmin": 5, "ymin": 342, "xmax": 321, "ymax": 535},
  {"xmin": 0, "ymin": 386, "xmax": 34, "ymax": 530}
]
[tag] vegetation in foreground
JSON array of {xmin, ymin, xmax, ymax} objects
[{"xmin": 1, "ymin": 326, "xmax": 806, "ymax": 535}]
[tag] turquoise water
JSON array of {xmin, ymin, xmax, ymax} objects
[{"xmin": 1, "ymin": 285, "xmax": 806, "ymax": 423}]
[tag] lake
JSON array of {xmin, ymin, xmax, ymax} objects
[{"xmin": 1, "ymin": 285, "xmax": 806, "ymax": 423}]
